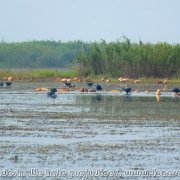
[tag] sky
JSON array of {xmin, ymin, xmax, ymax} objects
[{"xmin": 0, "ymin": 0, "xmax": 180, "ymax": 43}]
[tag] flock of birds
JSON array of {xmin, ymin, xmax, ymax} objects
[
  {"xmin": 45, "ymin": 80, "xmax": 180, "ymax": 99},
  {"xmin": 1, "ymin": 76, "xmax": 180, "ymax": 99}
]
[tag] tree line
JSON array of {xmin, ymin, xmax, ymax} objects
[
  {"xmin": 0, "ymin": 39, "xmax": 179, "ymax": 78},
  {"xmin": 0, "ymin": 40, "xmax": 82, "ymax": 68}
]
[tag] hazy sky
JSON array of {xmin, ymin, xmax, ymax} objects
[{"xmin": 0, "ymin": 0, "xmax": 180, "ymax": 43}]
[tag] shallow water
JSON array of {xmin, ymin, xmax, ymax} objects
[{"xmin": 0, "ymin": 82, "xmax": 180, "ymax": 179}]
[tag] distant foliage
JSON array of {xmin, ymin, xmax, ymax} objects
[
  {"xmin": 0, "ymin": 40, "xmax": 82, "ymax": 68},
  {"xmin": 0, "ymin": 39, "xmax": 180, "ymax": 78}
]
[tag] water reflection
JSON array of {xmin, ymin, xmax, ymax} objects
[
  {"xmin": 172, "ymin": 96, "xmax": 180, "ymax": 102},
  {"xmin": 156, "ymin": 95, "xmax": 161, "ymax": 102},
  {"xmin": 122, "ymin": 95, "xmax": 132, "ymax": 101},
  {"xmin": 96, "ymin": 94, "xmax": 102, "ymax": 101},
  {"xmin": 75, "ymin": 94, "xmax": 180, "ymax": 120}
]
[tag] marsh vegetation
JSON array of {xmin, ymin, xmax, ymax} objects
[{"xmin": 0, "ymin": 38, "xmax": 180, "ymax": 79}]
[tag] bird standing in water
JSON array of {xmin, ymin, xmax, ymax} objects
[
  {"xmin": 5, "ymin": 82, "xmax": 12, "ymax": 86},
  {"xmin": 86, "ymin": 81, "xmax": 94, "ymax": 86},
  {"xmin": 122, "ymin": 87, "xmax": 132, "ymax": 95},
  {"xmin": 96, "ymin": 84, "xmax": 102, "ymax": 91},
  {"xmin": 47, "ymin": 88, "xmax": 57, "ymax": 99},
  {"xmin": 64, "ymin": 82, "xmax": 75, "ymax": 88},
  {"xmin": 172, "ymin": 88, "xmax": 180, "ymax": 95},
  {"xmin": 156, "ymin": 89, "xmax": 161, "ymax": 96}
]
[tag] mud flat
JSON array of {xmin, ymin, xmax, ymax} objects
[{"xmin": 0, "ymin": 82, "xmax": 179, "ymax": 179}]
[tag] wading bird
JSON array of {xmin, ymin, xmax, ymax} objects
[
  {"xmin": 86, "ymin": 81, "xmax": 94, "ymax": 86},
  {"xmin": 96, "ymin": 84, "xmax": 102, "ymax": 91},
  {"xmin": 5, "ymin": 82, "xmax": 12, "ymax": 86},
  {"xmin": 156, "ymin": 89, "xmax": 161, "ymax": 96},
  {"xmin": 122, "ymin": 87, "xmax": 132, "ymax": 95},
  {"xmin": 47, "ymin": 88, "xmax": 57, "ymax": 98},
  {"xmin": 172, "ymin": 88, "xmax": 180, "ymax": 95},
  {"xmin": 0, "ymin": 82, "xmax": 3, "ymax": 86},
  {"xmin": 64, "ymin": 82, "xmax": 75, "ymax": 88}
]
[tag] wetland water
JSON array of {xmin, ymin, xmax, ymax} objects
[{"xmin": 0, "ymin": 82, "xmax": 180, "ymax": 179}]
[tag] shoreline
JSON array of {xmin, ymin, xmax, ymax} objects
[{"xmin": 0, "ymin": 69, "xmax": 179, "ymax": 84}]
